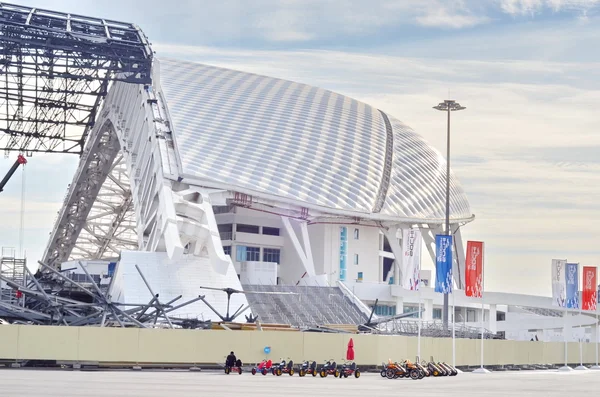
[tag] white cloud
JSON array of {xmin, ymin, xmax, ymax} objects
[
  {"xmin": 498, "ymin": 0, "xmax": 600, "ymax": 15},
  {"xmin": 415, "ymin": 7, "xmax": 491, "ymax": 28}
]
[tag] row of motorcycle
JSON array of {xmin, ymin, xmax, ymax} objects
[
  {"xmin": 249, "ymin": 359, "xmax": 361, "ymax": 378},
  {"xmin": 381, "ymin": 359, "xmax": 458, "ymax": 380}
]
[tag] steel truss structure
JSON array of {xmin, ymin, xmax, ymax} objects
[
  {"xmin": 0, "ymin": 260, "xmax": 210, "ymax": 328},
  {"xmin": 43, "ymin": 63, "xmax": 233, "ymax": 273},
  {"xmin": 0, "ymin": 2, "xmax": 153, "ymax": 154}
]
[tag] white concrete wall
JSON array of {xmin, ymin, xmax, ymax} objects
[{"xmin": 112, "ymin": 251, "xmax": 248, "ymax": 321}]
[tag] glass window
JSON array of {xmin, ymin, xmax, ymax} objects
[
  {"xmin": 354, "ymin": 228, "xmax": 359, "ymax": 239},
  {"xmin": 236, "ymin": 245, "xmax": 260, "ymax": 262},
  {"xmin": 263, "ymin": 248, "xmax": 281, "ymax": 264},
  {"xmin": 433, "ymin": 308, "xmax": 442, "ymax": 319},
  {"xmin": 403, "ymin": 306, "xmax": 419, "ymax": 318},
  {"xmin": 236, "ymin": 224, "xmax": 259, "ymax": 234},
  {"xmin": 223, "ymin": 246, "xmax": 231, "ymax": 256},
  {"xmin": 354, "ymin": 254, "xmax": 359, "ymax": 265},
  {"xmin": 218, "ymin": 224, "xmax": 233, "ymax": 232},
  {"xmin": 212, "ymin": 205, "xmax": 230, "ymax": 214},
  {"xmin": 262, "ymin": 227, "xmax": 280, "ymax": 236},
  {"xmin": 467, "ymin": 309, "xmax": 476, "ymax": 322},
  {"xmin": 246, "ymin": 246, "xmax": 260, "ymax": 261}
]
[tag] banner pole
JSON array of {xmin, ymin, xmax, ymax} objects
[
  {"xmin": 418, "ymin": 287, "xmax": 422, "ymax": 363},
  {"xmin": 593, "ymin": 311, "xmax": 600, "ymax": 370},
  {"xmin": 559, "ymin": 307, "xmax": 572, "ymax": 371},
  {"xmin": 480, "ymin": 296, "xmax": 484, "ymax": 369},
  {"xmin": 579, "ymin": 304, "xmax": 584, "ymax": 368},
  {"xmin": 472, "ymin": 242, "xmax": 489, "ymax": 374},
  {"xmin": 565, "ymin": 308, "xmax": 568, "ymax": 367},
  {"xmin": 452, "ymin": 287, "xmax": 455, "ymax": 368}
]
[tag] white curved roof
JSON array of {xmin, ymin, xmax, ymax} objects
[{"xmin": 157, "ymin": 58, "xmax": 472, "ymax": 223}]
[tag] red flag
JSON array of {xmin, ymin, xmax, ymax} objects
[
  {"xmin": 582, "ymin": 266, "xmax": 597, "ymax": 311},
  {"xmin": 465, "ymin": 241, "xmax": 484, "ymax": 298},
  {"xmin": 346, "ymin": 338, "xmax": 354, "ymax": 361}
]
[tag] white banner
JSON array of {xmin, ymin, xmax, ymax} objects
[
  {"xmin": 551, "ymin": 259, "xmax": 567, "ymax": 307},
  {"xmin": 401, "ymin": 228, "xmax": 422, "ymax": 290}
]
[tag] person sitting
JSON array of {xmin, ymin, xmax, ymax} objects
[
  {"xmin": 236, "ymin": 358, "xmax": 242, "ymax": 367},
  {"xmin": 226, "ymin": 351, "xmax": 236, "ymax": 368}
]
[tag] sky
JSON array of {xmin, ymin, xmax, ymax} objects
[{"xmin": 0, "ymin": 0, "xmax": 599, "ymax": 296}]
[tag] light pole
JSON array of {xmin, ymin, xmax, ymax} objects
[{"xmin": 433, "ymin": 99, "xmax": 465, "ymax": 331}]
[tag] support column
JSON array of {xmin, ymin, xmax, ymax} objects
[
  {"xmin": 395, "ymin": 297, "xmax": 404, "ymax": 316},
  {"xmin": 281, "ymin": 216, "xmax": 315, "ymax": 277},
  {"xmin": 423, "ymin": 299, "xmax": 433, "ymax": 321},
  {"xmin": 382, "ymin": 226, "xmax": 403, "ymax": 285},
  {"xmin": 489, "ymin": 304, "xmax": 497, "ymax": 334}
]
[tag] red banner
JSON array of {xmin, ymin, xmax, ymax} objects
[
  {"xmin": 582, "ymin": 266, "xmax": 597, "ymax": 311},
  {"xmin": 465, "ymin": 241, "xmax": 484, "ymax": 298}
]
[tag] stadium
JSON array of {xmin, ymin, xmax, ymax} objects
[{"xmin": 0, "ymin": 2, "xmax": 598, "ymax": 366}]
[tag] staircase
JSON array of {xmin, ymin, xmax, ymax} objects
[{"xmin": 242, "ymin": 284, "xmax": 368, "ymax": 328}]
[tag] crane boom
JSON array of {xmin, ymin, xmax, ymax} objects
[{"xmin": 0, "ymin": 155, "xmax": 27, "ymax": 193}]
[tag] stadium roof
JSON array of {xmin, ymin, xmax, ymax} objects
[{"xmin": 157, "ymin": 58, "xmax": 473, "ymax": 224}]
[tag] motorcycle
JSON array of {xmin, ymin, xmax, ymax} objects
[{"xmin": 299, "ymin": 360, "xmax": 318, "ymax": 377}]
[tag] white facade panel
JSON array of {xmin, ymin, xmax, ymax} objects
[
  {"xmin": 110, "ymin": 251, "xmax": 248, "ymax": 321},
  {"xmin": 240, "ymin": 261, "xmax": 278, "ymax": 285}
]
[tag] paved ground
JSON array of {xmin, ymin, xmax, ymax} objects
[{"xmin": 0, "ymin": 368, "xmax": 598, "ymax": 396}]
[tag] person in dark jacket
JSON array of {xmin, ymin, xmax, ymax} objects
[{"xmin": 226, "ymin": 351, "xmax": 236, "ymax": 368}]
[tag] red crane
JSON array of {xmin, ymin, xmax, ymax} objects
[{"xmin": 0, "ymin": 154, "xmax": 27, "ymax": 193}]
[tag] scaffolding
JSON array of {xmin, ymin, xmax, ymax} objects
[{"xmin": 0, "ymin": 2, "xmax": 153, "ymax": 155}]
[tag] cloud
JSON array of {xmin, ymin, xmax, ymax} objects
[
  {"xmin": 498, "ymin": 0, "xmax": 600, "ymax": 15},
  {"xmin": 415, "ymin": 7, "xmax": 491, "ymax": 28}
]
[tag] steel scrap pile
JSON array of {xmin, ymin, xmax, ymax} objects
[{"xmin": 0, "ymin": 261, "xmax": 210, "ymax": 329}]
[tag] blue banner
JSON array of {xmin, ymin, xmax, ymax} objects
[
  {"xmin": 435, "ymin": 234, "xmax": 453, "ymax": 293},
  {"xmin": 339, "ymin": 227, "xmax": 347, "ymax": 281},
  {"xmin": 566, "ymin": 263, "xmax": 579, "ymax": 309}
]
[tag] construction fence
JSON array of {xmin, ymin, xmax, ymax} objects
[{"xmin": 0, "ymin": 325, "xmax": 597, "ymax": 367}]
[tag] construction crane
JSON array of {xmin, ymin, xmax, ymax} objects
[{"xmin": 0, "ymin": 154, "xmax": 27, "ymax": 193}]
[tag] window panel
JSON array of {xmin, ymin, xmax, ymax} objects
[{"xmin": 263, "ymin": 248, "xmax": 281, "ymax": 264}]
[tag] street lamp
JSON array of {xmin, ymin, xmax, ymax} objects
[{"xmin": 433, "ymin": 99, "xmax": 465, "ymax": 331}]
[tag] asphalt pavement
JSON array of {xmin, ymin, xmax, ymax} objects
[{"xmin": 0, "ymin": 368, "xmax": 597, "ymax": 396}]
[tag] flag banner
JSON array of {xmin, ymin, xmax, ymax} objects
[
  {"xmin": 435, "ymin": 234, "xmax": 453, "ymax": 293},
  {"xmin": 582, "ymin": 266, "xmax": 597, "ymax": 311},
  {"xmin": 565, "ymin": 263, "xmax": 579, "ymax": 309},
  {"xmin": 401, "ymin": 228, "xmax": 422, "ymax": 291},
  {"xmin": 551, "ymin": 259, "xmax": 567, "ymax": 307},
  {"xmin": 465, "ymin": 241, "xmax": 484, "ymax": 298}
]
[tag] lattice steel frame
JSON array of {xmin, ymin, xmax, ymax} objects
[
  {"xmin": 69, "ymin": 153, "xmax": 137, "ymax": 261},
  {"xmin": 0, "ymin": 2, "xmax": 152, "ymax": 154}
]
